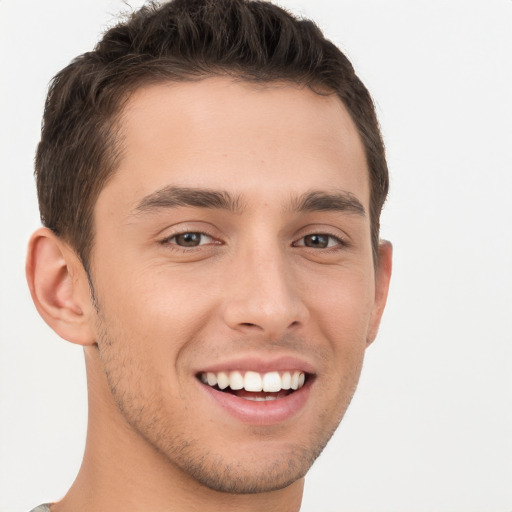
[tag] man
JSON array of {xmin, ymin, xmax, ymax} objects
[{"xmin": 25, "ymin": 0, "xmax": 392, "ymax": 510}]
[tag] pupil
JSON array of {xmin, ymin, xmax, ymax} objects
[
  {"xmin": 177, "ymin": 232, "xmax": 201, "ymax": 246},
  {"xmin": 305, "ymin": 234, "xmax": 328, "ymax": 248}
]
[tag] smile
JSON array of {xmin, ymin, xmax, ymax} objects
[
  {"xmin": 196, "ymin": 357, "xmax": 315, "ymax": 424},
  {"xmin": 198, "ymin": 370, "xmax": 307, "ymax": 401}
]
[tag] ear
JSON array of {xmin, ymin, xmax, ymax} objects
[
  {"xmin": 367, "ymin": 240, "xmax": 393, "ymax": 345},
  {"xmin": 26, "ymin": 227, "xmax": 96, "ymax": 346}
]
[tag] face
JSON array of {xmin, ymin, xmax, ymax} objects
[{"xmin": 87, "ymin": 78, "xmax": 389, "ymax": 493}]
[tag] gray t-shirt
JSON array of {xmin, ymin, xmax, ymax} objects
[{"xmin": 29, "ymin": 505, "xmax": 51, "ymax": 512}]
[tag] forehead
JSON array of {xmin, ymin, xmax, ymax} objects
[{"xmin": 103, "ymin": 77, "xmax": 369, "ymax": 211}]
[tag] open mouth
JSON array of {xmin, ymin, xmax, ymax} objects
[{"xmin": 197, "ymin": 370, "xmax": 309, "ymax": 401}]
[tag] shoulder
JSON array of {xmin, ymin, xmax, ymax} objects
[{"xmin": 28, "ymin": 505, "xmax": 51, "ymax": 512}]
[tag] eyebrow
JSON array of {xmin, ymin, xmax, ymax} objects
[
  {"xmin": 133, "ymin": 186, "xmax": 244, "ymax": 215},
  {"xmin": 132, "ymin": 185, "xmax": 365, "ymax": 217},
  {"xmin": 288, "ymin": 190, "xmax": 366, "ymax": 216}
]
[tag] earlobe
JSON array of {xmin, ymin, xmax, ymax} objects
[
  {"xmin": 26, "ymin": 227, "xmax": 96, "ymax": 346},
  {"xmin": 367, "ymin": 240, "xmax": 393, "ymax": 345}
]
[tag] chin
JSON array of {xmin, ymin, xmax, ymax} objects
[
  {"xmin": 174, "ymin": 447, "xmax": 315, "ymax": 494},
  {"xmin": 155, "ymin": 423, "xmax": 339, "ymax": 495}
]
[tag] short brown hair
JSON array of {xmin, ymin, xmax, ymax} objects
[{"xmin": 35, "ymin": 0, "xmax": 388, "ymax": 269}]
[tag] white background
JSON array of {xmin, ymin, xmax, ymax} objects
[{"xmin": 1, "ymin": 1, "xmax": 511, "ymax": 511}]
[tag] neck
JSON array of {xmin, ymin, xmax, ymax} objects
[{"xmin": 52, "ymin": 348, "xmax": 304, "ymax": 512}]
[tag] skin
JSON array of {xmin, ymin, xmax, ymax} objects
[{"xmin": 27, "ymin": 78, "xmax": 392, "ymax": 512}]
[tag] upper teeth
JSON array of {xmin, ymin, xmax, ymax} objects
[{"xmin": 200, "ymin": 370, "xmax": 306, "ymax": 392}]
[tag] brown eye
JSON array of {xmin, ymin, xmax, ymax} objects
[
  {"xmin": 303, "ymin": 234, "xmax": 330, "ymax": 248},
  {"xmin": 175, "ymin": 233, "xmax": 201, "ymax": 246},
  {"xmin": 169, "ymin": 232, "xmax": 212, "ymax": 247},
  {"xmin": 294, "ymin": 233, "xmax": 344, "ymax": 249}
]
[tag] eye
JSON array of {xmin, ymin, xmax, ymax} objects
[
  {"xmin": 163, "ymin": 232, "xmax": 214, "ymax": 247},
  {"xmin": 295, "ymin": 233, "xmax": 343, "ymax": 249}
]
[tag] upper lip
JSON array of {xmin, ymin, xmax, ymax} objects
[{"xmin": 195, "ymin": 354, "xmax": 317, "ymax": 375}]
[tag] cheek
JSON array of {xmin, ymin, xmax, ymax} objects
[
  {"xmin": 91, "ymin": 275, "xmax": 197, "ymax": 412},
  {"xmin": 93, "ymin": 265, "xmax": 217, "ymax": 368},
  {"xmin": 307, "ymin": 265, "xmax": 376, "ymax": 345}
]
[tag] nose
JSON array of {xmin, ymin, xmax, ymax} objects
[{"xmin": 221, "ymin": 246, "xmax": 309, "ymax": 339}]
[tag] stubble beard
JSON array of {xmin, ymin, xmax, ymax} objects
[{"xmin": 93, "ymin": 307, "xmax": 356, "ymax": 495}]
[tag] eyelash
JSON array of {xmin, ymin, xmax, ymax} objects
[
  {"xmin": 292, "ymin": 233, "xmax": 347, "ymax": 250},
  {"xmin": 160, "ymin": 232, "xmax": 217, "ymax": 250},
  {"xmin": 160, "ymin": 231, "xmax": 347, "ymax": 251}
]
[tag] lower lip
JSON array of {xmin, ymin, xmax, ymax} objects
[{"xmin": 198, "ymin": 378, "xmax": 313, "ymax": 425}]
